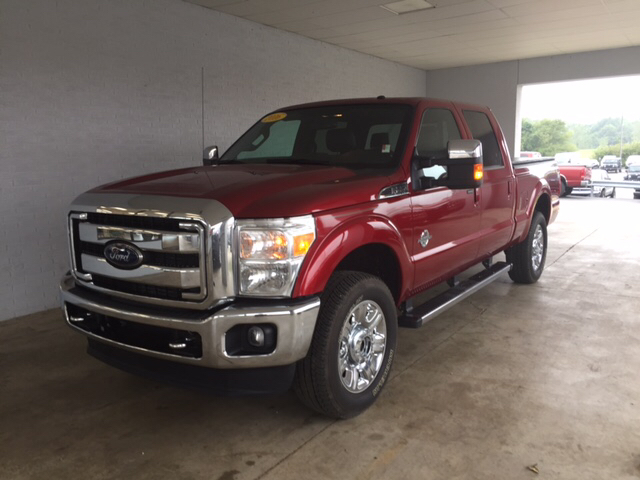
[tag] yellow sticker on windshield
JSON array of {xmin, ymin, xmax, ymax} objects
[{"xmin": 261, "ymin": 112, "xmax": 287, "ymax": 123}]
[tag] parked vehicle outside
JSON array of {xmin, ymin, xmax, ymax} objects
[
  {"xmin": 60, "ymin": 97, "xmax": 560, "ymax": 418},
  {"xmin": 626, "ymin": 165, "xmax": 640, "ymax": 181},
  {"xmin": 557, "ymin": 164, "xmax": 592, "ymax": 197},
  {"xmin": 601, "ymin": 155, "xmax": 622, "ymax": 173},
  {"xmin": 626, "ymin": 155, "xmax": 640, "ymax": 168},
  {"xmin": 573, "ymin": 169, "xmax": 615, "ymax": 197},
  {"xmin": 555, "ymin": 151, "xmax": 598, "ymax": 169},
  {"xmin": 519, "ymin": 151, "xmax": 542, "ymax": 158},
  {"xmin": 624, "ymin": 165, "xmax": 640, "ymax": 199}
]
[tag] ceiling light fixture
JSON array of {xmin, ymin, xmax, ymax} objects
[{"xmin": 380, "ymin": 0, "xmax": 434, "ymax": 15}]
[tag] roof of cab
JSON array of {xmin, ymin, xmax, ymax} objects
[{"xmin": 276, "ymin": 97, "xmax": 489, "ymax": 112}]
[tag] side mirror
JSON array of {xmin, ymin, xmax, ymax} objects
[
  {"xmin": 203, "ymin": 145, "xmax": 219, "ymax": 166},
  {"xmin": 414, "ymin": 139, "xmax": 483, "ymax": 190}
]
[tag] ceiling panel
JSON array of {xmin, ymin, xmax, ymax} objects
[{"xmin": 184, "ymin": 0, "xmax": 640, "ymax": 70}]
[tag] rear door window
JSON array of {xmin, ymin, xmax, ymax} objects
[{"xmin": 462, "ymin": 110, "xmax": 503, "ymax": 168}]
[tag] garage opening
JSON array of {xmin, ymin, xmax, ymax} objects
[{"xmin": 515, "ymin": 75, "xmax": 640, "ymax": 199}]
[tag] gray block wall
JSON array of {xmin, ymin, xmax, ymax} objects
[{"xmin": 0, "ymin": 0, "xmax": 426, "ymax": 321}]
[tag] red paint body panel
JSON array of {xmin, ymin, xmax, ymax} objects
[
  {"xmin": 93, "ymin": 164, "xmax": 392, "ymax": 219},
  {"xmin": 87, "ymin": 97, "xmax": 560, "ymax": 306},
  {"xmin": 294, "ymin": 199, "xmax": 415, "ymax": 302},
  {"xmin": 559, "ymin": 165, "xmax": 591, "ymax": 188}
]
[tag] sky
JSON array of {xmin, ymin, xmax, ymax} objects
[{"xmin": 520, "ymin": 75, "xmax": 640, "ymax": 125}]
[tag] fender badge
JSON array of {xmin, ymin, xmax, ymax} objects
[{"xmin": 419, "ymin": 229, "xmax": 432, "ymax": 248}]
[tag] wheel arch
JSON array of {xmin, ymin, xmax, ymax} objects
[
  {"xmin": 534, "ymin": 191, "xmax": 551, "ymax": 225},
  {"xmin": 512, "ymin": 189, "xmax": 552, "ymax": 245},
  {"xmin": 293, "ymin": 216, "xmax": 413, "ymax": 305}
]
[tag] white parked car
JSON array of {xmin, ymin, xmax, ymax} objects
[
  {"xmin": 573, "ymin": 169, "xmax": 615, "ymax": 198},
  {"xmin": 626, "ymin": 155, "xmax": 640, "ymax": 167}
]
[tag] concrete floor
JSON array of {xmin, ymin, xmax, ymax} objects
[{"xmin": 2, "ymin": 196, "xmax": 640, "ymax": 480}]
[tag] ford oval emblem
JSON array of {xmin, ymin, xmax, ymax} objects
[{"xmin": 103, "ymin": 242, "xmax": 144, "ymax": 270}]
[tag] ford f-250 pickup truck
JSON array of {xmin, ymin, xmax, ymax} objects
[{"xmin": 60, "ymin": 97, "xmax": 560, "ymax": 418}]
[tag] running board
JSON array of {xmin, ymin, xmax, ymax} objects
[{"xmin": 398, "ymin": 262, "xmax": 512, "ymax": 329}]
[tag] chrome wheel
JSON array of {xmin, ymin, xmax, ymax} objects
[
  {"xmin": 338, "ymin": 300, "xmax": 387, "ymax": 393},
  {"xmin": 531, "ymin": 224, "xmax": 544, "ymax": 272}
]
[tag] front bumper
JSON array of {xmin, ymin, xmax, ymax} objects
[{"xmin": 60, "ymin": 274, "xmax": 320, "ymax": 369}]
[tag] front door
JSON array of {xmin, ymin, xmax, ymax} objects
[{"xmin": 411, "ymin": 106, "xmax": 481, "ymax": 290}]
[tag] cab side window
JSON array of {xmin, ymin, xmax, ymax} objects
[
  {"xmin": 462, "ymin": 110, "xmax": 503, "ymax": 168},
  {"xmin": 416, "ymin": 108, "xmax": 462, "ymax": 158},
  {"xmin": 415, "ymin": 108, "xmax": 462, "ymax": 183}
]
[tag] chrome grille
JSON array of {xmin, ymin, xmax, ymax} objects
[
  {"xmin": 69, "ymin": 213, "xmax": 207, "ymax": 303},
  {"xmin": 66, "ymin": 193, "xmax": 237, "ymax": 310}
]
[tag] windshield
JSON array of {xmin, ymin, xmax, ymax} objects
[
  {"xmin": 221, "ymin": 104, "xmax": 414, "ymax": 171},
  {"xmin": 629, "ymin": 165, "xmax": 640, "ymax": 172}
]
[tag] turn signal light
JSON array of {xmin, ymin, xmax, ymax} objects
[
  {"xmin": 293, "ymin": 233, "xmax": 315, "ymax": 257},
  {"xmin": 474, "ymin": 164, "xmax": 484, "ymax": 181}
]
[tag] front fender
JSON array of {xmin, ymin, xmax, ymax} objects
[{"xmin": 293, "ymin": 214, "xmax": 413, "ymax": 302}]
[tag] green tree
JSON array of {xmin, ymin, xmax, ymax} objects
[
  {"xmin": 566, "ymin": 118, "xmax": 640, "ymax": 149},
  {"xmin": 594, "ymin": 142, "xmax": 640, "ymax": 165},
  {"xmin": 521, "ymin": 119, "xmax": 576, "ymax": 156}
]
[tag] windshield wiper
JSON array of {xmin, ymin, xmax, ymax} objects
[
  {"xmin": 265, "ymin": 157, "xmax": 332, "ymax": 166},
  {"xmin": 217, "ymin": 159, "xmax": 245, "ymax": 164}
]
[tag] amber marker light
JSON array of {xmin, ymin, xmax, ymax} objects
[
  {"xmin": 293, "ymin": 233, "xmax": 315, "ymax": 257},
  {"xmin": 474, "ymin": 164, "xmax": 484, "ymax": 181}
]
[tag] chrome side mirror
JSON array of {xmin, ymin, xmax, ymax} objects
[
  {"xmin": 448, "ymin": 139, "xmax": 482, "ymax": 160},
  {"xmin": 203, "ymin": 145, "xmax": 219, "ymax": 166}
]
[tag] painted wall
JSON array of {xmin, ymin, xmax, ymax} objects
[
  {"xmin": 0, "ymin": 0, "xmax": 426, "ymax": 321},
  {"xmin": 424, "ymin": 46, "xmax": 640, "ymax": 157}
]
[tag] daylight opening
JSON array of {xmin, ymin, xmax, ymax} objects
[{"xmin": 516, "ymin": 75, "xmax": 640, "ymax": 164}]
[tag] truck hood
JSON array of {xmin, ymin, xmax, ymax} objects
[{"xmin": 90, "ymin": 164, "xmax": 393, "ymax": 218}]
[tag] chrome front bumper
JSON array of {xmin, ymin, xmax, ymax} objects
[{"xmin": 60, "ymin": 274, "xmax": 320, "ymax": 369}]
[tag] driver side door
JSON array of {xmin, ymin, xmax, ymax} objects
[{"xmin": 410, "ymin": 106, "xmax": 481, "ymax": 290}]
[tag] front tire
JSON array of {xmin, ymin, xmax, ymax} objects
[
  {"xmin": 506, "ymin": 211, "xmax": 548, "ymax": 284},
  {"xmin": 294, "ymin": 271, "xmax": 397, "ymax": 419}
]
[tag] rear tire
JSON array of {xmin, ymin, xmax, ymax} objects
[
  {"xmin": 506, "ymin": 211, "xmax": 547, "ymax": 284},
  {"xmin": 560, "ymin": 179, "xmax": 568, "ymax": 197},
  {"xmin": 599, "ymin": 188, "xmax": 606, "ymax": 198},
  {"xmin": 565, "ymin": 186, "xmax": 573, "ymax": 196},
  {"xmin": 293, "ymin": 271, "xmax": 397, "ymax": 419},
  {"xmin": 611, "ymin": 188, "xmax": 616, "ymax": 198}
]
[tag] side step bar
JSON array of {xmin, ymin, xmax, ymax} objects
[{"xmin": 398, "ymin": 262, "xmax": 512, "ymax": 329}]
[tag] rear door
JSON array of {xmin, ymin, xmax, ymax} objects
[
  {"xmin": 460, "ymin": 107, "xmax": 516, "ymax": 258},
  {"xmin": 410, "ymin": 104, "xmax": 480, "ymax": 289}
]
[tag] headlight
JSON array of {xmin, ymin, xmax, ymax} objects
[{"xmin": 235, "ymin": 215, "xmax": 316, "ymax": 296}]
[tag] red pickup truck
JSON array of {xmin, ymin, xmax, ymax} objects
[
  {"xmin": 61, "ymin": 97, "xmax": 560, "ymax": 418},
  {"xmin": 558, "ymin": 165, "xmax": 591, "ymax": 196}
]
